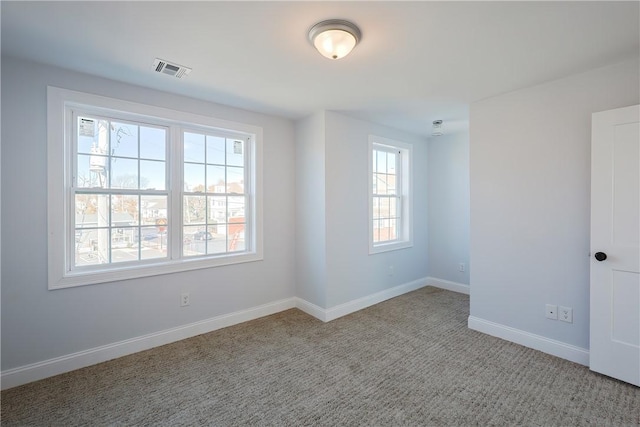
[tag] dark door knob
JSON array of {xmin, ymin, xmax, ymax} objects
[{"xmin": 594, "ymin": 252, "xmax": 607, "ymax": 261}]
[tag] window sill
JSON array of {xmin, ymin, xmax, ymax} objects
[
  {"xmin": 49, "ymin": 252, "xmax": 263, "ymax": 290},
  {"xmin": 369, "ymin": 241, "xmax": 413, "ymax": 255}
]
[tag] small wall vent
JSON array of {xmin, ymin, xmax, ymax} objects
[{"xmin": 152, "ymin": 58, "xmax": 192, "ymax": 79}]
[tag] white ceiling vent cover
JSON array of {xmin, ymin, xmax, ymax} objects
[{"xmin": 152, "ymin": 58, "xmax": 192, "ymax": 79}]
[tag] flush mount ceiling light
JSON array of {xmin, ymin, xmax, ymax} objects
[{"xmin": 308, "ymin": 19, "xmax": 362, "ymax": 60}]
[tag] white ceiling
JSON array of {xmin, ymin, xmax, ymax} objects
[{"xmin": 2, "ymin": 1, "xmax": 638, "ymax": 137}]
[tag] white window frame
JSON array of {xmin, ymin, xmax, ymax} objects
[
  {"xmin": 47, "ymin": 87, "xmax": 263, "ymax": 289},
  {"xmin": 368, "ymin": 135, "xmax": 413, "ymax": 254}
]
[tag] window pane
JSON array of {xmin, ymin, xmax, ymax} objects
[
  {"xmin": 379, "ymin": 197, "xmax": 390, "ymax": 219},
  {"xmin": 141, "ymin": 228, "xmax": 167, "ymax": 260},
  {"xmin": 77, "ymin": 154, "xmax": 108, "ymax": 188},
  {"xmin": 389, "ymin": 197, "xmax": 398, "ymax": 219},
  {"xmin": 207, "ymin": 227, "xmax": 226, "ymax": 255},
  {"xmin": 74, "ymin": 229, "xmax": 93, "ymax": 265},
  {"xmin": 207, "ymin": 165, "xmax": 225, "ymax": 193},
  {"xmin": 183, "ymin": 226, "xmax": 207, "ymax": 257},
  {"xmin": 228, "ymin": 196, "xmax": 245, "ymax": 221},
  {"xmin": 184, "ymin": 163, "xmax": 205, "ymax": 192},
  {"xmin": 140, "ymin": 160, "xmax": 165, "ymax": 190},
  {"xmin": 375, "ymin": 173, "xmax": 387, "ymax": 195},
  {"xmin": 387, "ymin": 174, "xmax": 397, "ymax": 195},
  {"xmin": 227, "ymin": 167, "xmax": 244, "ymax": 193},
  {"xmin": 209, "ymin": 196, "xmax": 226, "ymax": 223},
  {"xmin": 111, "ymin": 158, "xmax": 138, "ymax": 189},
  {"xmin": 75, "ymin": 194, "xmax": 109, "ymax": 228},
  {"xmin": 372, "ymin": 151, "xmax": 378, "ymax": 173},
  {"xmin": 373, "ymin": 219, "xmax": 380, "ymax": 243},
  {"xmin": 140, "ymin": 226, "xmax": 167, "ymax": 257},
  {"xmin": 372, "ymin": 197, "xmax": 380, "ymax": 220},
  {"xmin": 389, "ymin": 219, "xmax": 398, "ymax": 241},
  {"xmin": 111, "ymin": 195, "xmax": 139, "ymax": 226},
  {"xmin": 184, "ymin": 132, "xmax": 205, "ymax": 163},
  {"xmin": 111, "ymin": 122, "xmax": 138, "ymax": 159},
  {"xmin": 75, "ymin": 228, "xmax": 109, "ymax": 266},
  {"xmin": 111, "ymin": 228, "xmax": 139, "ymax": 263},
  {"xmin": 77, "ymin": 154, "xmax": 92, "ymax": 188},
  {"xmin": 184, "ymin": 196, "xmax": 206, "ymax": 225},
  {"xmin": 228, "ymin": 221, "xmax": 245, "ymax": 252},
  {"xmin": 206, "ymin": 135, "xmax": 225, "ymax": 165},
  {"xmin": 388, "ymin": 152, "xmax": 397, "ymax": 174},
  {"xmin": 141, "ymin": 195, "xmax": 167, "ymax": 226},
  {"xmin": 379, "ymin": 219, "xmax": 391, "ymax": 242},
  {"xmin": 140, "ymin": 126, "xmax": 166, "ymax": 160},
  {"xmin": 226, "ymin": 139, "xmax": 244, "ymax": 166},
  {"xmin": 376, "ymin": 150, "xmax": 387, "ymax": 173},
  {"xmin": 78, "ymin": 117, "xmax": 97, "ymax": 154}
]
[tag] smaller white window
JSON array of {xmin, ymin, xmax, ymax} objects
[{"xmin": 369, "ymin": 135, "xmax": 413, "ymax": 254}]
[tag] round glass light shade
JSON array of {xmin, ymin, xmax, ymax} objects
[
  {"xmin": 313, "ymin": 29, "xmax": 357, "ymax": 60},
  {"xmin": 308, "ymin": 20, "xmax": 361, "ymax": 60}
]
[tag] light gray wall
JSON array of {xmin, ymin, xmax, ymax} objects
[
  {"xmin": 294, "ymin": 112, "xmax": 327, "ymax": 307},
  {"xmin": 1, "ymin": 56, "xmax": 296, "ymax": 370},
  {"xmin": 428, "ymin": 131, "xmax": 470, "ymax": 284},
  {"xmin": 324, "ymin": 111, "xmax": 429, "ymax": 307},
  {"xmin": 469, "ymin": 58, "xmax": 640, "ymax": 349}
]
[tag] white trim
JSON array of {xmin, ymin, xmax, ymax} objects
[
  {"xmin": 467, "ymin": 316, "xmax": 589, "ymax": 366},
  {"xmin": 297, "ymin": 277, "xmax": 429, "ymax": 322},
  {"xmin": 1, "ymin": 298, "xmax": 295, "ymax": 390},
  {"xmin": 426, "ymin": 277, "xmax": 470, "ymax": 295}
]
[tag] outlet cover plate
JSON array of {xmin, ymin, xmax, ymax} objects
[
  {"xmin": 559, "ymin": 306, "xmax": 573, "ymax": 323},
  {"xmin": 180, "ymin": 292, "xmax": 190, "ymax": 307}
]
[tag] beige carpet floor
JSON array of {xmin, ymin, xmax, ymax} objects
[{"xmin": 2, "ymin": 287, "xmax": 639, "ymax": 426}]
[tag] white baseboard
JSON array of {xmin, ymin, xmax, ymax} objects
[
  {"xmin": 1, "ymin": 297, "xmax": 296, "ymax": 390},
  {"xmin": 295, "ymin": 298, "xmax": 328, "ymax": 322},
  {"xmin": 468, "ymin": 316, "xmax": 589, "ymax": 366},
  {"xmin": 426, "ymin": 277, "xmax": 469, "ymax": 295},
  {"xmin": 2, "ymin": 278, "xmax": 433, "ymax": 390},
  {"xmin": 297, "ymin": 277, "xmax": 429, "ymax": 323},
  {"xmin": 325, "ymin": 277, "xmax": 429, "ymax": 321}
]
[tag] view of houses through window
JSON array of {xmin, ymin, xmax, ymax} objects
[
  {"xmin": 372, "ymin": 146, "xmax": 400, "ymax": 243},
  {"xmin": 75, "ymin": 117, "xmax": 169, "ymax": 266},
  {"xmin": 73, "ymin": 116, "xmax": 248, "ymax": 269},
  {"xmin": 182, "ymin": 131, "xmax": 247, "ymax": 256},
  {"xmin": 369, "ymin": 135, "xmax": 412, "ymax": 254}
]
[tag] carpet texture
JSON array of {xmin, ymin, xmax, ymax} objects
[{"xmin": 2, "ymin": 287, "xmax": 639, "ymax": 426}]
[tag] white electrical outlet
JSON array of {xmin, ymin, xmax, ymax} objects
[
  {"xmin": 458, "ymin": 263, "xmax": 465, "ymax": 272},
  {"xmin": 545, "ymin": 304, "xmax": 558, "ymax": 320},
  {"xmin": 559, "ymin": 306, "xmax": 573, "ymax": 323},
  {"xmin": 180, "ymin": 292, "xmax": 190, "ymax": 307}
]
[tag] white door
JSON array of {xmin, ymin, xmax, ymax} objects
[{"xmin": 590, "ymin": 104, "xmax": 639, "ymax": 386}]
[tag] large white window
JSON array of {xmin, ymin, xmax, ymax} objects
[
  {"xmin": 369, "ymin": 135, "xmax": 412, "ymax": 254},
  {"xmin": 48, "ymin": 87, "xmax": 263, "ymax": 289}
]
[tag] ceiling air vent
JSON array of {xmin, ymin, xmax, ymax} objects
[{"xmin": 152, "ymin": 58, "xmax": 192, "ymax": 79}]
